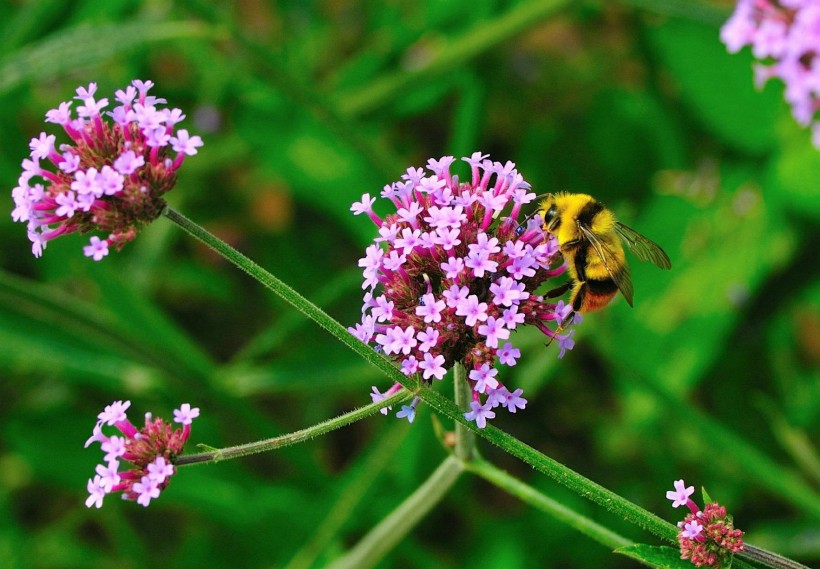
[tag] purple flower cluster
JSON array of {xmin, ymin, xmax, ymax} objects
[
  {"xmin": 85, "ymin": 400, "xmax": 199, "ymax": 508},
  {"xmin": 11, "ymin": 79, "xmax": 203, "ymax": 259},
  {"xmin": 350, "ymin": 153, "xmax": 575, "ymax": 428},
  {"xmin": 667, "ymin": 479, "xmax": 744, "ymax": 568},
  {"xmin": 721, "ymin": 1, "xmax": 820, "ymax": 146}
]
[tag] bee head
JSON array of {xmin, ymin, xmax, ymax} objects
[{"xmin": 539, "ymin": 194, "xmax": 560, "ymax": 232}]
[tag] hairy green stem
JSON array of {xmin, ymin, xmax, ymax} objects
[
  {"xmin": 174, "ymin": 388, "xmax": 409, "ymax": 466},
  {"xmin": 324, "ymin": 456, "xmax": 463, "ymax": 569},
  {"xmin": 739, "ymin": 545, "xmax": 812, "ymax": 569},
  {"xmin": 465, "ymin": 459, "xmax": 633, "ymax": 550},
  {"xmin": 162, "ymin": 205, "xmax": 669, "ymax": 538},
  {"xmin": 164, "ymin": 207, "xmax": 806, "ymax": 569},
  {"xmin": 283, "ymin": 424, "xmax": 410, "ymax": 569},
  {"xmin": 452, "ymin": 363, "xmax": 477, "ymax": 461},
  {"xmin": 163, "ymin": 206, "xmax": 416, "ymax": 389}
]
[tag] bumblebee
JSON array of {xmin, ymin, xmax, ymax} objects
[{"xmin": 539, "ymin": 192, "xmax": 671, "ymax": 316}]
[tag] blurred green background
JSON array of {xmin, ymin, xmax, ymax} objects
[{"xmin": 0, "ymin": 1, "xmax": 817, "ymax": 568}]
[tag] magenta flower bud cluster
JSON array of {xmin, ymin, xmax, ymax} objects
[
  {"xmin": 84, "ymin": 400, "xmax": 200, "ymax": 508},
  {"xmin": 11, "ymin": 79, "xmax": 203, "ymax": 260},
  {"xmin": 350, "ymin": 152, "xmax": 574, "ymax": 428},
  {"xmin": 721, "ymin": 1, "xmax": 820, "ymax": 147},
  {"xmin": 667, "ymin": 479, "xmax": 744, "ymax": 568}
]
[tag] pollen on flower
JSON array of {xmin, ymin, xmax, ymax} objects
[
  {"xmin": 349, "ymin": 153, "xmax": 575, "ymax": 429},
  {"xmin": 667, "ymin": 480, "xmax": 744, "ymax": 568},
  {"xmin": 84, "ymin": 400, "xmax": 199, "ymax": 508},
  {"xmin": 11, "ymin": 79, "xmax": 203, "ymax": 259},
  {"xmin": 721, "ymin": 1, "xmax": 820, "ymax": 148}
]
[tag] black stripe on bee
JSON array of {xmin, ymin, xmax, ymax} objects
[
  {"xmin": 577, "ymin": 200, "xmax": 604, "ymax": 227},
  {"xmin": 586, "ymin": 277, "xmax": 619, "ymax": 295}
]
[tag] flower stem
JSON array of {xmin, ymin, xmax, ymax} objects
[
  {"xmin": 174, "ymin": 388, "xmax": 409, "ymax": 466},
  {"xmin": 324, "ymin": 456, "xmax": 463, "ymax": 569},
  {"xmin": 452, "ymin": 363, "xmax": 477, "ymax": 461},
  {"xmin": 162, "ymin": 206, "xmax": 415, "ymax": 389},
  {"xmin": 283, "ymin": 423, "xmax": 410, "ymax": 569},
  {"xmin": 162, "ymin": 207, "xmax": 805, "ymax": 569},
  {"xmin": 414, "ymin": 382, "xmax": 681, "ymax": 542},
  {"xmin": 464, "ymin": 459, "xmax": 633, "ymax": 550},
  {"xmin": 162, "ymin": 206, "xmax": 672, "ymax": 536},
  {"xmin": 739, "ymin": 545, "xmax": 812, "ymax": 569}
]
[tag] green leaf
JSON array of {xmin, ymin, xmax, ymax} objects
[
  {"xmin": 334, "ymin": 0, "xmax": 572, "ymax": 117},
  {"xmin": 646, "ymin": 17, "xmax": 783, "ymax": 154},
  {"xmin": 768, "ymin": 123, "xmax": 820, "ymax": 221},
  {"xmin": 701, "ymin": 486, "xmax": 713, "ymax": 505},
  {"xmin": 0, "ymin": 20, "xmax": 215, "ymax": 94}
]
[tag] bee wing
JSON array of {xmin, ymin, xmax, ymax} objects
[
  {"xmin": 614, "ymin": 222, "xmax": 672, "ymax": 270},
  {"xmin": 577, "ymin": 222, "xmax": 634, "ymax": 307}
]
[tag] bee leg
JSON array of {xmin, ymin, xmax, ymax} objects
[
  {"xmin": 545, "ymin": 281, "xmax": 572, "ymax": 298},
  {"xmin": 572, "ymin": 281, "xmax": 589, "ymax": 317}
]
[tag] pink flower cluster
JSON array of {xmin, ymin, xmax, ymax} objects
[
  {"xmin": 721, "ymin": 1, "xmax": 820, "ymax": 146},
  {"xmin": 350, "ymin": 153, "xmax": 574, "ymax": 428},
  {"xmin": 667, "ymin": 480, "xmax": 744, "ymax": 568},
  {"xmin": 84, "ymin": 400, "xmax": 200, "ymax": 508},
  {"xmin": 11, "ymin": 79, "xmax": 203, "ymax": 259}
]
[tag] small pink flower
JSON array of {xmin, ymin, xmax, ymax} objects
[
  {"xmin": 667, "ymin": 480, "xmax": 745, "ymax": 568},
  {"xmin": 84, "ymin": 400, "xmax": 199, "ymax": 508},
  {"xmin": 721, "ymin": 1, "xmax": 820, "ymax": 149},
  {"xmin": 667, "ymin": 479, "xmax": 695, "ymax": 508},
  {"xmin": 11, "ymin": 79, "xmax": 203, "ymax": 259},
  {"xmin": 351, "ymin": 153, "xmax": 576, "ymax": 428}
]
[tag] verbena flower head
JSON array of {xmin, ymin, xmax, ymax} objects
[
  {"xmin": 11, "ymin": 79, "xmax": 203, "ymax": 259},
  {"xmin": 350, "ymin": 153, "xmax": 573, "ymax": 428},
  {"xmin": 721, "ymin": 1, "xmax": 820, "ymax": 147},
  {"xmin": 84, "ymin": 400, "xmax": 200, "ymax": 508},
  {"xmin": 667, "ymin": 479, "xmax": 744, "ymax": 568}
]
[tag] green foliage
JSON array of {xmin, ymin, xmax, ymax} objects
[{"xmin": 0, "ymin": 1, "xmax": 817, "ymax": 568}]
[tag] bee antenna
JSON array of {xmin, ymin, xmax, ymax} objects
[{"xmin": 515, "ymin": 208, "xmax": 541, "ymax": 235}]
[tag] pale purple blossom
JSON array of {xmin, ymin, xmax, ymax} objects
[
  {"xmin": 556, "ymin": 330, "xmax": 575, "ymax": 359},
  {"xmin": 419, "ymin": 352, "xmax": 447, "ymax": 380},
  {"xmin": 98, "ymin": 400, "xmax": 131, "ymax": 425},
  {"xmin": 173, "ymin": 403, "xmax": 200, "ymax": 425},
  {"xmin": 469, "ymin": 364, "xmax": 500, "ymax": 394},
  {"xmin": 133, "ymin": 476, "xmax": 161, "ymax": 507},
  {"xmin": 668, "ymin": 480, "xmax": 745, "ymax": 567},
  {"xmin": 85, "ymin": 400, "xmax": 198, "ymax": 508},
  {"xmin": 455, "ymin": 295, "xmax": 489, "ymax": 327},
  {"xmin": 415, "ymin": 293, "xmax": 446, "ymax": 323},
  {"xmin": 667, "ymin": 479, "xmax": 696, "ymax": 509},
  {"xmin": 147, "ymin": 456, "xmax": 174, "ymax": 483},
  {"xmin": 464, "ymin": 401, "xmax": 496, "ymax": 429},
  {"xmin": 477, "ymin": 316, "xmax": 509, "ymax": 348},
  {"xmin": 350, "ymin": 153, "xmax": 578, "ymax": 428},
  {"xmin": 721, "ymin": 0, "xmax": 820, "ymax": 148},
  {"xmin": 682, "ymin": 520, "xmax": 704, "ymax": 540},
  {"xmin": 12, "ymin": 79, "xmax": 202, "ymax": 259},
  {"xmin": 85, "ymin": 475, "xmax": 107, "ymax": 509},
  {"xmin": 497, "ymin": 343, "xmax": 521, "ymax": 366},
  {"xmin": 83, "ymin": 236, "xmax": 109, "ymax": 261}
]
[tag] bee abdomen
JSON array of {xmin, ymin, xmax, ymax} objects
[
  {"xmin": 573, "ymin": 277, "xmax": 619, "ymax": 313},
  {"xmin": 586, "ymin": 277, "xmax": 619, "ymax": 295}
]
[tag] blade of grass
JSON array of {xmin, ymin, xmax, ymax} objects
[
  {"xmin": 324, "ymin": 455, "xmax": 463, "ymax": 569},
  {"xmin": 0, "ymin": 20, "xmax": 216, "ymax": 94},
  {"xmin": 283, "ymin": 423, "xmax": 410, "ymax": 569},
  {"xmin": 465, "ymin": 459, "xmax": 632, "ymax": 550},
  {"xmin": 334, "ymin": 0, "xmax": 571, "ymax": 117}
]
